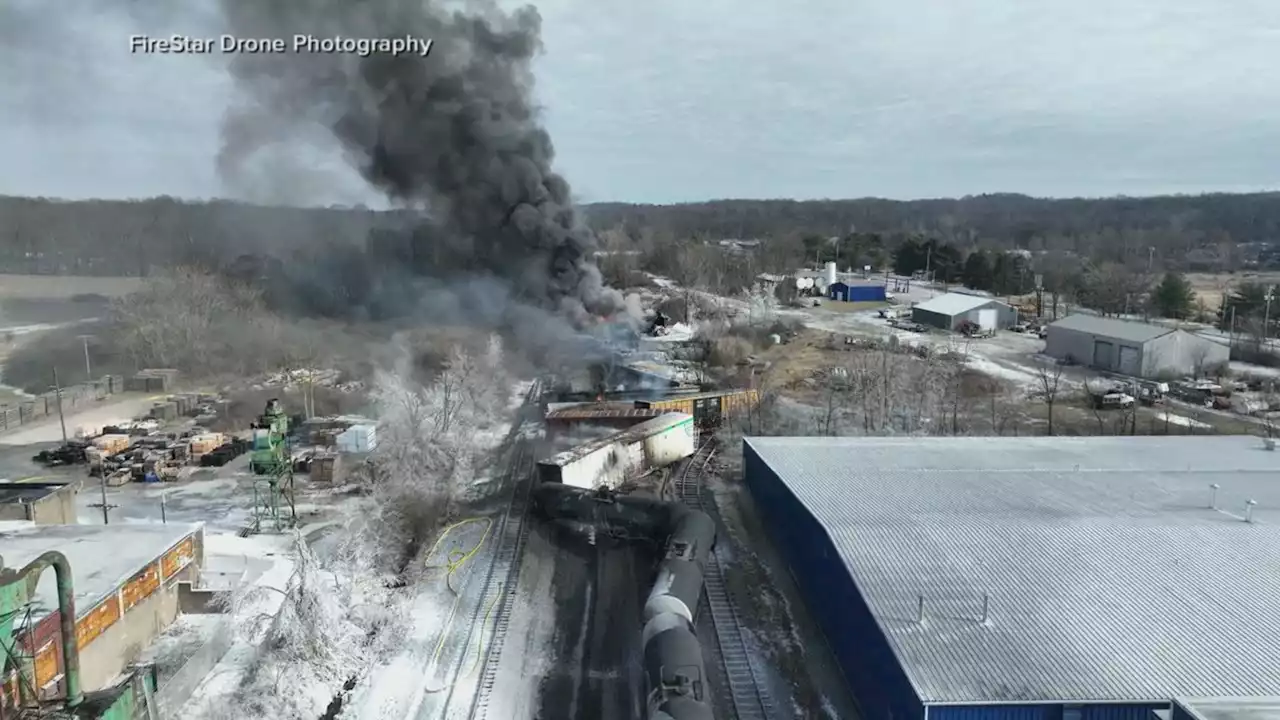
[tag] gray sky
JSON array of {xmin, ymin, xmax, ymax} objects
[{"xmin": 2, "ymin": 0, "xmax": 1279, "ymax": 204}]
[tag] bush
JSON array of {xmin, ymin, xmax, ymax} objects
[{"xmin": 708, "ymin": 336, "xmax": 753, "ymax": 368}]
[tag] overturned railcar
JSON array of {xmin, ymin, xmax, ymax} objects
[{"xmin": 536, "ymin": 412, "xmax": 695, "ymax": 489}]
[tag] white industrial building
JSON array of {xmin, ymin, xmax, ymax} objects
[
  {"xmin": 1044, "ymin": 314, "xmax": 1229, "ymax": 379},
  {"xmin": 910, "ymin": 292, "xmax": 1017, "ymax": 331}
]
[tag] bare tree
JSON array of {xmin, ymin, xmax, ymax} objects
[{"xmin": 1036, "ymin": 361, "xmax": 1067, "ymax": 435}]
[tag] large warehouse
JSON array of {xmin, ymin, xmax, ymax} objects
[
  {"xmin": 911, "ymin": 292, "xmax": 1017, "ymax": 331},
  {"xmin": 1044, "ymin": 314, "xmax": 1229, "ymax": 378},
  {"xmin": 744, "ymin": 435, "xmax": 1280, "ymax": 720}
]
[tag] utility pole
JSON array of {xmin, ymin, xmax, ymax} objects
[
  {"xmin": 51, "ymin": 367, "xmax": 67, "ymax": 445},
  {"xmin": 1265, "ymin": 287, "xmax": 1274, "ymax": 342},
  {"xmin": 76, "ymin": 335, "xmax": 93, "ymax": 380}
]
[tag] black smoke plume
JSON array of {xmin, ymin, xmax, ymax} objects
[{"xmin": 216, "ymin": 0, "xmax": 625, "ymax": 328}]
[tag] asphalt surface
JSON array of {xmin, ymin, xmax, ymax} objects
[{"xmin": 535, "ymin": 524, "xmax": 657, "ymax": 720}]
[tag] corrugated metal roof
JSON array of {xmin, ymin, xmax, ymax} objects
[
  {"xmin": 746, "ymin": 436, "xmax": 1280, "ymax": 705},
  {"xmin": 914, "ymin": 292, "xmax": 1008, "ymax": 317},
  {"xmin": 1177, "ymin": 697, "xmax": 1280, "ymax": 720},
  {"xmin": 540, "ymin": 412, "xmax": 693, "ymax": 467},
  {"xmin": 1049, "ymin": 314, "xmax": 1177, "ymax": 343}
]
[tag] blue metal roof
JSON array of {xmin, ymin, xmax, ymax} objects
[{"xmin": 746, "ymin": 436, "xmax": 1280, "ymax": 705}]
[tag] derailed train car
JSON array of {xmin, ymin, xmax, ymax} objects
[
  {"xmin": 534, "ymin": 482, "xmax": 718, "ymax": 720},
  {"xmin": 635, "ymin": 388, "xmax": 760, "ymax": 430},
  {"xmin": 536, "ymin": 412, "xmax": 695, "ymax": 489}
]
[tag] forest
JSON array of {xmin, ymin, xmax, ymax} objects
[{"xmin": 3, "ymin": 192, "xmax": 1280, "ymax": 280}]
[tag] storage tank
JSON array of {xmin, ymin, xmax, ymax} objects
[{"xmin": 825, "ymin": 261, "xmax": 837, "ymax": 288}]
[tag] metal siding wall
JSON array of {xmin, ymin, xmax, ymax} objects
[
  {"xmin": 744, "ymin": 443, "xmax": 923, "ymax": 720},
  {"xmin": 1045, "ymin": 328, "xmax": 1095, "ymax": 366},
  {"xmin": 929, "ymin": 705, "xmax": 1058, "ymax": 720},
  {"xmin": 848, "ymin": 285, "xmax": 887, "ymax": 302},
  {"xmin": 913, "ymin": 308, "xmax": 952, "ymax": 330}
]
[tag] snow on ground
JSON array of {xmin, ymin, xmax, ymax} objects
[
  {"xmin": 180, "ymin": 533, "xmax": 297, "ymax": 719},
  {"xmin": 964, "ymin": 356, "xmax": 1044, "ymax": 390},
  {"xmin": 1230, "ymin": 362, "xmax": 1280, "ymax": 379},
  {"xmin": 1155, "ymin": 412, "xmax": 1213, "ymax": 429},
  {"xmin": 345, "ymin": 521, "xmax": 497, "ymax": 720},
  {"xmin": 141, "ymin": 614, "xmax": 228, "ymax": 685},
  {"xmin": 645, "ymin": 321, "xmax": 695, "ymax": 343}
]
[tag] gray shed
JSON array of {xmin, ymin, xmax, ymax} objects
[
  {"xmin": 1044, "ymin": 314, "xmax": 1229, "ymax": 378},
  {"xmin": 911, "ymin": 292, "xmax": 1017, "ymax": 331}
]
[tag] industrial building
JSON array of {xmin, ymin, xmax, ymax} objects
[
  {"xmin": 828, "ymin": 281, "xmax": 887, "ymax": 303},
  {"xmin": 0, "ymin": 482, "xmax": 78, "ymax": 525},
  {"xmin": 1044, "ymin": 314, "xmax": 1229, "ymax": 378},
  {"xmin": 743, "ymin": 435, "xmax": 1280, "ymax": 720},
  {"xmin": 1, "ymin": 522, "xmax": 204, "ymax": 707},
  {"xmin": 911, "ymin": 292, "xmax": 1017, "ymax": 331}
]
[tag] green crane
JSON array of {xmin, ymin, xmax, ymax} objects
[
  {"xmin": 0, "ymin": 552, "xmax": 82, "ymax": 712},
  {"xmin": 249, "ymin": 399, "xmax": 296, "ymax": 533}
]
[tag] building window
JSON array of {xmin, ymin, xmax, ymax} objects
[{"xmin": 1064, "ymin": 704, "xmax": 1083, "ymax": 720}]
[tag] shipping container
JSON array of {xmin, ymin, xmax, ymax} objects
[{"xmin": 537, "ymin": 412, "xmax": 695, "ymax": 489}]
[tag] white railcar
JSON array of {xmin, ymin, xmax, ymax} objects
[{"xmin": 537, "ymin": 412, "xmax": 695, "ymax": 489}]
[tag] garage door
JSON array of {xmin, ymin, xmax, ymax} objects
[
  {"xmin": 1118, "ymin": 345, "xmax": 1140, "ymax": 376},
  {"xmin": 1092, "ymin": 340, "xmax": 1114, "ymax": 368}
]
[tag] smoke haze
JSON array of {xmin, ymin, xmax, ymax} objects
[{"xmin": 216, "ymin": 0, "xmax": 626, "ymax": 328}]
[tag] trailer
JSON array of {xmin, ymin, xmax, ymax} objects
[{"xmin": 537, "ymin": 412, "xmax": 695, "ymax": 489}]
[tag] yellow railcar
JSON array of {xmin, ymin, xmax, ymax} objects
[{"xmin": 635, "ymin": 389, "xmax": 760, "ymax": 429}]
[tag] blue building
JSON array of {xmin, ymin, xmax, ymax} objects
[
  {"xmin": 829, "ymin": 281, "xmax": 887, "ymax": 302},
  {"xmin": 743, "ymin": 435, "xmax": 1280, "ymax": 720}
]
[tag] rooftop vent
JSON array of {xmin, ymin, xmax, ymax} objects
[
  {"xmin": 1210, "ymin": 483, "xmax": 1221, "ymax": 510},
  {"xmin": 1263, "ymin": 437, "xmax": 1276, "ymax": 451},
  {"xmin": 1245, "ymin": 499, "xmax": 1258, "ymax": 523}
]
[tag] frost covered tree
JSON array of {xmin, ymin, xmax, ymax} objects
[
  {"xmin": 744, "ymin": 282, "xmax": 778, "ymax": 327},
  {"xmin": 361, "ymin": 335, "xmax": 513, "ymax": 568},
  {"xmin": 205, "ymin": 533, "xmax": 397, "ymax": 720}
]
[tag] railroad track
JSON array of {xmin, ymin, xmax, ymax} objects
[
  {"xmin": 678, "ymin": 440, "xmax": 778, "ymax": 720},
  {"xmin": 455, "ymin": 381, "xmax": 543, "ymax": 720}
]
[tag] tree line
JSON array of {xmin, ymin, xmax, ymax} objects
[
  {"xmin": 5, "ymin": 191, "xmax": 1280, "ymax": 278},
  {"xmin": 586, "ymin": 192, "xmax": 1280, "ymax": 270}
]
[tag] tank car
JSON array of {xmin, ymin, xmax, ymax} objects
[
  {"xmin": 666, "ymin": 506, "xmax": 716, "ymax": 566},
  {"xmin": 642, "ymin": 612, "xmax": 710, "ymax": 714},
  {"xmin": 643, "ymin": 558, "xmax": 705, "ymax": 625}
]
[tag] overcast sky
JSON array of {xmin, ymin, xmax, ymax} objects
[{"xmin": 2, "ymin": 0, "xmax": 1279, "ymax": 205}]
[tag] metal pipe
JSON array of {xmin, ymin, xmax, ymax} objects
[
  {"xmin": 16, "ymin": 551, "xmax": 82, "ymax": 707},
  {"xmin": 1210, "ymin": 483, "xmax": 1220, "ymax": 510},
  {"xmin": 1245, "ymin": 499, "xmax": 1257, "ymax": 523}
]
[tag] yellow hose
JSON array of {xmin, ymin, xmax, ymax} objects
[{"xmin": 418, "ymin": 516, "xmax": 505, "ymax": 691}]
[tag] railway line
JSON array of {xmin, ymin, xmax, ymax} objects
[
  {"xmin": 384, "ymin": 380, "xmax": 543, "ymax": 720},
  {"xmin": 677, "ymin": 440, "xmax": 778, "ymax": 720}
]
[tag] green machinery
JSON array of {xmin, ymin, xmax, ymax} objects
[
  {"xmin": 0, "ymin": 552, "xmax": 82, "ymax": 714},
  {"xmin": 249, "ymin": 399, "xmax": 296, "ymax": 533}
]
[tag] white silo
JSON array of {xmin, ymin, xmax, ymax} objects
[{"xmin": 825, "ymin": 261, "xmax": 837, "ymax": 287}]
